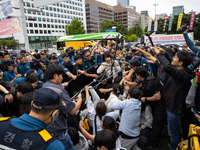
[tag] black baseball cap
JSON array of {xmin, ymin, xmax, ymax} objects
[
  {"xmin": 33, "ymin": 87, "xmax": 65, "ymax": 110},
  {"xmin": 17, "ymin": 53, "xmax": 25, "ymax": 59},
  {"xmin": 26, "ymin": 69, "xmax": 39, "ymax": 76},
  {"xmin": 4, "ymin": 59, "xmax": 18, "ymax": 67},
  {"xmin": 129, "ymin": 57, "xmax": 141, "ymax": 67}
]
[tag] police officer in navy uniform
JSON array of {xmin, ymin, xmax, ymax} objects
[
  {"xmin": 58, "ymin": 47, "xmax": 64, "ymax": 63},
  {"xmin": 30, "ymin": 59, "xmax": 45, "ymax": 82},
  {"xmin": 40, "ymin": 51, "xmax": 50, "ymax": 71},
  {"xmin": 17, "ymin": 53, "xmax": 31, "ymax": 76},
  {"xmin": 44, "ymin": 49, "xmax": 50, "ymax": 60},
  {"xmin": 0, "ymin": 87, "xmax": 65, "ymax": 150},
  {"xmin": 82, "ymin": 49, "xmax": 99, "ymax": 84},
  {"xmin": 61, "ymin": 53, "xmax": 77, "ymax": 82}
]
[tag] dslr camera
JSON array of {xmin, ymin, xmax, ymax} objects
[{"xmin": 178, "ymin": 24, "xmax": 189, "ymax": 33}]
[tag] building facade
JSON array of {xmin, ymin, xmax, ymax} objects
[
  {"xmin": 173, "ymin": 5, "xmax": 184, "ymax": 15},
  {"xmin": 85, "ymin": 0, "xmax": 114, "ymax": 33},
  {"xmin": 0, "ymin": 0, "xmax": 86, "ymax": 49},
  {"xmin": 113, "ymin": 5, "xmax": 140, "ymax": 29},
  {"xmin": 158, "ymin": 13, "xmax": 167, "ymax": 19},
  {"xmin": 140, "ymin": 11, "xmax": 149, "ymax": 30},
  {"xmin": 117, "ymin": 0, "xmax": 129, "ymax": 7}
]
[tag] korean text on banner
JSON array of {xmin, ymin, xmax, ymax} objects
[
  {"xmin": 0, "ymin": 16, "xmax": 21, "ymax": 36},
  {"xmin": 189, "ymin": 12, "xmax": 196, "ymax": 30},
  {"xmin": 154, "ymin": 14, "xmax": 158, "ymax": 32},
  {"xmin": 147, "ymin": 17, "xmax": 152, "ymax": 31},
  {"xmin": 168, "ymin": 14, "xmax": 174, "ymax": 31},
  {"xmin": 163, "ymin": 15, "xmax": 168, "ymax": 32},
  {"xmin": 177, "ymin": 13, "xmax": 183, "ymax": 31}
]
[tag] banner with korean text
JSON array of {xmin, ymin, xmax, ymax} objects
[
  {"xmin": 154, "ymin": 14, "xmax": 158, "ymax": 32},
  {"xmin": 0, "ymin": 16, "xmax": 21, "ymax": 36},
  {"xmin": 189, "ymin": 12, "xmax": 196, "ymax": 30},
  {"xmin": 168, "ymin": 14, "xmax": 174, "ymax": 31},
  {"xmin": 163, "ymin": 15, "xmax": 168, "ymax": 32},
  {"xmin": 177, "ymin": 13, "xmax": 183, "ymax": 30},
  {"xmin": 147, "ymin": 17, "xmax": 152, "ymax": 31}
]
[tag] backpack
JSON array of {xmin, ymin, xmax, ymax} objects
[{"xmin": 0, "ymin": 81, "xmax": 18, "ymax": 96}]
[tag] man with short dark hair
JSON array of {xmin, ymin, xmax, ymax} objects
[
  {"xmin": 43, "ymin": 64, "xmax": 82, "ymax": 150},
  {"xmin": 0, "ymin": 87, "xmax": 65, "ymax": 150},
  {"xmin": 33, "ymin": 49, "xmax": 40, "ymax": 59},
  {"xmin": 0, "ymin": 53, "xmax": 10, "ymax": 72},
  {"xmin": 154, "ymin": 47, "xmax": 193, "ymax": 150},
  {"xmin": 17, "ymin": 53, "xmax": 31, "ymax": 76}
]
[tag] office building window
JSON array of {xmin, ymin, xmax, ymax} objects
[
  {"xmin": 39, "ymin": 24, "xmax": 42, "ymax": 27},
  {"xmin": 50, "ymin": 13, "xmax": 53, "ymax": 17},
  {"xmin": 40, "ymin": 30, "xmax": 43, "ymax": 34},
  {"xmin": 48, "ymin": 30, "xmax": 51, "ymax": 34},
  {"xmin": 46, "ymin": 12, "xmax": 49, "ymax": 16},
  {"xmin": 43, "ymin": 18, "xmax": 46, "ymax": 22},
  {"xmin": 34, "ymin": 23, "xmax": 37, "ymax": 27},
  {"xmin": 28, "ymin": 11, "xmax": 31, "ymax": 14},
  {"xmin": 29, "ymin": 23, "xmax": 33, "ymax": 27},
  {"xmin": 61, "ymin": 9, "xmax": 63, "ymax": 13},
  {"xmin": 64, "ymin": 10, "xmax": 66, "ymax": 13},
  {"xmin": 47, "ymin": 18, "xmax": 50, "ymax": 22},
  {"xmin": 62, "ymin": 20, "xmax": 64, "ymax": 23},
  {"xmin": 30, "ymin": 30, "xmax": 34, "ymax": 33},
  {"xmin": 51, "ymin": 19, "xmax": 54, "ymax": 22},
  {"xmin": 59, "ymin": 25, "xmax": 61, "ymax": 28},
  {"xmin": 42, "ymin": 12, "xmax": 45, "ymax": 16},
  {"xmin": 54, "ymin": 8, "xmax": 56, "ymax": 11},
  {"xmin": 45, "ymin": 6, "xmax": 48, "ymax": 10},
  {"xmin": 55, "ymin": 25, "xmax": 58, "ymax": 28},
  {"xmin": 27, "ymin": 2, "xmax": 30, "ymax": 7},
  {"xmin": 43, "ymin": 24, "xmax": 46, "ymax": 28},
  {"xmin": 58, "ymin": 14, "xmax": 60, "ymax": 18},
  {"xmin": 51, "ymin": 25, "xmax": 54, "ymax": 28},
  {"xmin": 54, "ymin": 13, "xmax": 57, "ymax": 17},
  {"xmin": 35, "ymin": 30, "xmax": 38, "ymax": 34},
  {"xmin": 49, "ymin": 7, "xmax": 52, "ymax": 11},
  {"xmin": 27, "ymin": 30, "xmax": 29, "ymax": 34},
  {"xmin": 37, "ymin": 12, "xmax": 41, "ymax": 15},
  {"xmin": 26, "ymin": 23, "xmax": 28, "ymax": 27},
  {"xmin": 44, "ymin": 30, "xmax": 47, "ymax": 34},
  {"xmin": 55, "ymin": 19, "xmax": 57, "ymax": 23},
  {"xmin": 58, "ymin": 20, "xmax": 61, "ymax": 23},
  {"xmin": 57, "ymin": 8, "xmax": 60, "ymax": 12}
]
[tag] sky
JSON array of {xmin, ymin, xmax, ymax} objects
[{"xmin": 97, "ymin": 0, "xmax": 200, "ymax": 19}]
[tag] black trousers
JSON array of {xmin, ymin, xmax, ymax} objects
[{"xmin": 147, "ymin": 101, "xmax": 167, "ymax": 147}]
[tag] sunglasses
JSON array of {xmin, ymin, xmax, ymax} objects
[{"xmin": 85, "ymin": 54, "xmax": 91, "ymax": 57}]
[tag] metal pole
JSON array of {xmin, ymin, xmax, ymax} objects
[
  {"xmin": 19, "ymin": 0, "xmax": 30, "ymax": 51},
  {"xmin": 51, "ymin": 31, "xmax": 53, "ymax": 47},
  {"xmin": 98, "ymin": 20, "xmax": 99, "ymax": 33},
  {"xmin": 12, "ymin": 34, "xmax": 15, "ymax": 50}
]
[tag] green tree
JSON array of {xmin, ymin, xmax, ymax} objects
[
  {"xmin": 125, "ymin": 34, "xmax": 137, "ymax": 42},
  {"xmin": 127, "ymin": 24, "xmax": 144, "ymax": 38},
  {"xmin": 66, "ymin": 18, "xmax": 86, "ymax": 35},
  {"xmin": 100, "ymin": 20, "xmax": 127, "ymax": 35}
]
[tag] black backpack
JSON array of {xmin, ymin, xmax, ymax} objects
[{"xmin": 0, "ymin": 81, "xmax": 18, "ymax": 96}]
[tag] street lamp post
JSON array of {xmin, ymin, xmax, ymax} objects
[{"xmin": 153, "ymin": 3, "xmax": 159, "ymax": 16}]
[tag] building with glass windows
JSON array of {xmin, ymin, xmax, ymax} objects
[
  {"xmin": 140, "ymin": 11, "xmax": 149, "ymax": 30},
  {"xmin": 117, "ymin": 0, "xmax": 129, "ymax": 7},
  {"xmin": 173, "ymin": 5, "xmax": 184, "ymax": 15},
  {"xmin": 0, "ymin": 0, "xmax": 86, "ymax": 49},
  {"xmin": 85, "ymin": 0, "xmax": 114, "ymax": 33},
  {"xmin": 113, "ymin": 5, "xmax": 140, "ymax": 29}
]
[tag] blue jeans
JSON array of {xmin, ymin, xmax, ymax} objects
[
  {"xmin": 57, "ymin": 130, "xmax": 75, "ymax": 150},
  {"xmin": 166, "ymin": 110, "xmax": 184, "ymax": 150}
]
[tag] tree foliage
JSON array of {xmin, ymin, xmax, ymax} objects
[
  {"xmin": 66, "ymin": 18, "xmax": 86, "ymax": 35},
  {"xmin": 100, "ymin": 20, "xmax": 128, "ymax": 35},
  {"xmin": 0, "ymin": 39, "xmax": 19, "ymax": 49},
  {"xmin": 125, "ymin": 34, "xmax": 137, "ymax": 42},
  {"xmin": 144, "ymin": 13, "xmax": 200, "ymax": 40},
  {"xmin": 127, "ymin": 24, "xmax": 144, "ymax": 38}
]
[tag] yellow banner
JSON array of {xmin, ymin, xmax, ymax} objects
[
  {"xmin": 149, "ymin": 17, "xmax": 152, "ymax": 21},
  {"xmin": 177, "ymin": 13, "xmax": 183, "ymax": 30}
]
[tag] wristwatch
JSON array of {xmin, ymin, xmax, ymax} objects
[
  {"xmin": 145, "ymin": 97, "xmax": 147, "ymax": 102},
  {"xmin": 5, "ymin": 91, "xmax": 10, "ymax": 95},
  {"xmin": 125, "ymin": 81, "xmax": 128, "ymax": 85}
]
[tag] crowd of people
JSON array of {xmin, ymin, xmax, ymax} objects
[{"xmin": 0, "ymin": 30, "xmax": 200, "ymax": 150}]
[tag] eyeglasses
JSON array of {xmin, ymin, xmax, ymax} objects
[{"xmin": 85, "ymin": 54, "xmax": 91, "ymax": 57}]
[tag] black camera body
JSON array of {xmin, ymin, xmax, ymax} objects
[{"xmin": 178, "ymin": 24, "xmax": 189, "ymax": 33}]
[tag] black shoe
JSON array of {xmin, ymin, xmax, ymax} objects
[{"xmin": 144, "ymin": 145, "xmax": 157, "ymax": 150}]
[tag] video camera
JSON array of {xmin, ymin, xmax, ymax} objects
[{"xmin": 178, "ymin": 24, "xmax": 189, "ymax": 33}]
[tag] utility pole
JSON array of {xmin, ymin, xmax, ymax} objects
[{"xmin": 19, "ymin": 0, "xmax": 30, "ymax": 51}]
